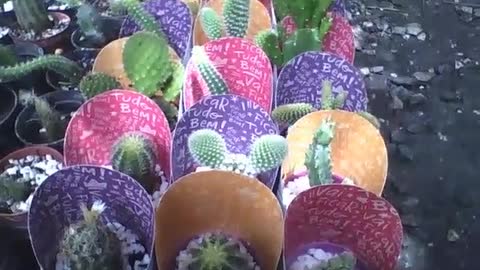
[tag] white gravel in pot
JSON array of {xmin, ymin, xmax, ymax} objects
[{"xmin": 289, "ymin": 248, "xmax": 340, "ymax": 270}]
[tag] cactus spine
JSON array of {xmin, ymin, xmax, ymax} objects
[
  {"xmin": 79, "ymin": 73, "xmax": 121, "ymax": 99},
  {"xmin": 199, "ymin": 7, "xmax": 224, "ymax": 40},
  {"xmin": 321, "ymin": 80, "xmax": 346, "ymax": 110},
  {"xmin": 311, "ymin": 251, "xmax": 356, "ymax": 270},
  {"xmin": 188, "ymin": 129, "xmax": 227, "ymax": 169},
  {"xmin": 111, "ymin": 132, "xmax": 157, "ymax": 193},
  {"xmin": 60, "ymin": 201, "xmax": 125, "ymax": 270},
  {"xmin": 76, "ymin": 4, "xmax": 106, "ymax": 46},
  {"xmin": 249, "ymin": 134, "xmax": 288, "ymax": 173},
  {"xmin": 124, "ymin": 0, "xmax": 163, "ymax": 37},
  {"xmin": 192, "ymin": 46, "xmax": 229, "ymax": 95},
  {"xmin": 305, "ymin": 117, "xmax": 335, "ymax": 187},
  {"xmin": 272, "ymin": 103, "xmax": 314, "ymax": 126},
  {"xmin": 34, "ymin": 96, "xmax": 67, "ymax": 142},
  {"xmin": 12, "ymin": 0, "xmax": 53, "ymax": 34},
  {"xmin": 223, "ymin": 0, "xmax": 250, "ymax": 38},
  {"xmin": 0, "ymin": 55, "xmax": 83, "ymax": 84}
]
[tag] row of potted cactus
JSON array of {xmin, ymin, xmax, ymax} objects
[{"xmin": 0, "ymin": 0, "xmax": 404, "ymax": 269}]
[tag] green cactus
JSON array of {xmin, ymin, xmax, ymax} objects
[
  {"xmin": 305, "ymin": 117, "xmax": 335, "ymax": 187},
  {"xmin": 0, "ymin": 175, "xmax": 29, "ymax": 205},
  {"xmin": 34, "ymin": 96, "xmax": 68, "ymax": 142},
  {"xmin": 177, "ymin": 232, "xmax": 258, "ymax": 270},
  {"xmin": 162, "ymin": 61, "xmax": 184, "ymax": 102},
  {"xmin": 152, "ymin": 96, "xmax": 178, "ymax": 131},
  {"xmin": 192, "ymin": 46, "xmax": 229, "ymax": 95},
  {"xmin": 286, "ymin": 0, "xmax": 333, "ymax": 29},
  {"xmin": 111, "ymin": 132, "xmax": 157, "ymax": 193},
  {"xmin": 0, "ymin": 55, "xmax": 83, "ymax": 84},
  {"xmin": 79, "ymin": 72, "xmax": 121, "ymax": 99},
  {"xmin": 123, "ymin": 31, "xmax": 173, "ymax": 97},
  {"xmin": 249, "ymin": 135, "xmax": 288, "ymax": 173},
  {"xmin": 254, "ymin": 29, "xmax": 283, "ymax": 67},
  {"xmin": 311, "ymin": 251, "xmax": 357, "ymax": 270},
  {"xmin": 272, "ymin": 103, "xmax": 314, "ymax": 126},
  {"xmin": 12, "ymin": 0, "xmax": 53, "ymax": 34},
  {"xmin": 199, "ymin": 7, "xmax": 225, "ymax": 40},
  {"xmin": 76, "ymin": 4, "xmax": 106, "ymax": 47},
  {"xmin": 283, "ymin": 28, "xmax": 322, "ymax": 65},
  {"xmin": 273, "ymin": 0, "xmax": 289, "ymax": 21},
  {"xmin": 321, "ymin": 80, "xmax": 347, "ymax": 110},
  {"xmin": 223, "ymin": 0, "xmax": 250, "ymax": 38},
  {"xmin": 188, "ymin": 129, "xmax": 227, "ymax": 169},
  {"xmin": 60, "ymin": 201, "xmax": 125, "ymax": 270},
  {"xmin": 107, "ymin": 0, "xmax": 129, "ymax": 16},
  {"xmin": 123, "ymin": 0, "xmax": 163, "ymax": 37},
  {"xmin": 0, "ymin": 45, "xmax": 18, "ymax": 67},
  {"xmin": 357, "ymin": 111, "xmax": 380, "ymax": 129}
]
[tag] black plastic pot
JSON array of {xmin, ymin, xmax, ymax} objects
[
  {"xmin": 45, "ymin": 49, "xmax": 100, "ymax": 91},
  {"xmin": 14, "ymin": 90, "xmax": 85, "ymax": 151},
  {"xmin": 70, "ymin": 16, "xmax": 123, "ymax": 50}
]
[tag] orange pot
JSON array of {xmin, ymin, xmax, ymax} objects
[
  {"xmin": 282, "ymin": 110, "xmax": 388, "ymax": 196},
  {"xmin": 193, "ymin": 0, "xmax": 272, "ymax": 46},
  {"xmin": 155, "ymin": 170, "xmax": 283, "ymax": 270}
]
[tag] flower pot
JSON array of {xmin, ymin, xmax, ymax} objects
[
  {"xmin": 45, "ymin": 49, "xmax": 100, "ymax": 91},
  {"xmin": 0, "ymin": 145, "xmax": 63, "ymax": 234},
  {"xmin": 28, "ymin": 165, "xmax": 155, "ymax": 270},
  {"xmin": 70, "ymin": 16, "xmax": 122, "ymax": 50},
  {"xmin": 193, "ymin": 0, "xmax": 271, "ymax": 46},
  {"xmin": 171, "ymin": 94, "xmax": 279, "ymax": 188},
  {"xmin": 14, "ymin": 90, "xmax": 85, "ymax": 151},
  {"xmin": 284, "ymin": 185, "xmax": 403, "ymax": 270},
  {"xmin": 282, "ymin": 110, "xmax": 388, "ymax": 196},
  {"xmin": 9, "ymin": 12, "xmax": 72, "ymax": 53},
  {"xmin": 155, "ymin": 170, "xmax": 283, "ymax": 270},
  {"xmin": 275, "ymin": 51, "xmax": 367, "ymax": 112}
]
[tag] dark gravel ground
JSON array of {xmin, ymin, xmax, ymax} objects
[{"xmin": 1, "ymin": 0, "xmax": 480, "ymax": 269}]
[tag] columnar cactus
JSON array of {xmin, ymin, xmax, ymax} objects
[
  {"xmin": 191, "ymin": 46, "xmax": 229, "ymax": 95},
  {"xmin": 79, "ymin": 73, "xmax": 121, "ymax": 99},
  {"xmin": 177, "ymin": 232, "xmax": 258, "ymax": 270},
  {"xmin": 304, "ymin": 117, "xmax": 335, "ymax": 187},
  {"xmin": 34, "ymin": 97, "xmax": 67, "ymax": 142},
  {"xmin": 111, "ymin": 132, "xmax": 157, "ymax": 193},
  {"xmin": 76, "ymin": 4, "xmax": 106, "ymax": 46},
  {"xmin": 188, "ymin": 129, "xmax": 227, "ymax": 169},
  {"xmin": 249, "ymin": 134, "xmax": 288, "ymax": 173},
  {"xmin": 60, "ymin": 201, "xmax": 125, "ymax": 270},
  {"xmin": 321, "ymin": 80, "xmax": 346, "ymax": 110},
  {"xmin": 311, "ymin": 251, "xmax": 356, "ymax": 270},
  {"xmin": 223, "ymin": 0, "xmax": 250, "ymax": 37},
  {"xmin": 123, "ymin": 0, "xmax": 163, "ymax": 36},
  {"xmin": 199, "ymin": 7, "xmax": 224, "ymax": 40},
  {"xmin": 272, "ymin": 103, "xmax": 314, "ymax": 126},
  {"xmin": 0, "ymin": 55, "xmax": 83, "ymax": 84},
  {"xmin": 123, "ymin": 31, "xmax": 173, "ymax": 97},
  {"xmin": 12, "ymin": 0, "xmax": 53, "ymax": 34}
]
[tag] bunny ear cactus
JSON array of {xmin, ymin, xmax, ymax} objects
[
  {"xmin": 272, "ymin": 103, "xmax": 315, "ymax": 126},
  {"xmin": 199, "ymin": 7, "xmax": 225, "ymax": 40},
  {"xmin": 223, "ymin": 0, "xmax": 250, "ymax": 37},
  {"xmin": 249, "ymin": 134, "xmax": 288, "ymax": 173},
  {"xmin": 79, "ymin": 72, "xmax": 121, "ymax": 99},
  {"xmin": 254, "ymin": 29, "xmax": 283, "ymax": 67},
  {"xmin": 123, "ymin": 31, "xmax": 173, "ymax": 97},
  {"xmin": 305, "ymin": 117, "xmax": 335, "ymax": 187},
  {"xmin": 311, "ymin": 251, "xmax": 357, "ymax": 270},
  {"xmin": 123, "ymin": 0, "xmax": 163, "ymax": 36},
  {"xmin": 34, "ymin": 96, "xmax": 67, "ymax": 142},
  {"xmin": 111, "ymin": 132, "xmax": 157, "ymax": 193},
  {"xmin": 188, "ymin": 129, "xmax": 227, "ymax": 169},
  {"xmin": 12, "ymin": 0, "xmax": 53, "ymax": 34},
  {"xmin": 60, "ymin": 201, "xmax": 125, "ymax": 270},
  {"xmin": 192, "ymin": 46, "xmax": 229, "ymax": 95}
]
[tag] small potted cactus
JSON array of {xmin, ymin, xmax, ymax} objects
[
  {"xmin": 64, "ymin": 90, "xmax": 172, "ymax": 205},
  {"xmin": 193, "ymin": 0, "xmax": 272, "ymax": 46},
  {"xmin": 284, "ymin": 184, "xmax": 403, "ymax": 270},
  {"xmin": 155, "ymin": 170, "xmax": 284, "ymax": 269},
  {"xmin": 171, "ymin": 94, "xmax": 280, "ymax": 188},
  {"xmin": 8, "ymin": 0, "xmax": 72, "ymax": 52},
  {"xmin": 0, "ymin": 145, "xmax": 63, "ymax": 232},
  {"xmin": 28, "ymin": 165, "xmax": 155, "ymax": 270},
  {"xmin": 183, "ymin": 38, "xmax": 273, "ymax": 112},
  {"xmin": 14, "ymin": 91, "xmax": 85, "ymax": 150},
  {"xmin": 77, "ymin": 71, "xmax": 120, "ymax": 98}
]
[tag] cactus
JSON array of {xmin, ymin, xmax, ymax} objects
[
  {"xmin": 79, "ymin": 72, "xmax": 121, "ymax": 99},
  {"xmin": 0, "ymin": 55, "xmax": 83, "ymax": 84},
  {"xmin": 192, "ymin": 46, "xmax": 229, "ymax": 95},
  {"xmin": 286, "ymin": 0, "xmax": 333, "ymax": 29},
  {"xmin": 60, "ymin": 201, "xmax": 125, "ymax": 270},
  {"xmin": 283, "ymin": 28, "xmax": 322, "ymax": 64},
  {"xmin": 223, "ymin": 0, "xmax": 250, "ymax": 38},
  {"xmin": 123, "ymin": 31, "xmax": 172, "ymax": 97},
  {"xmin": 34, "ymin": 96, "xmax": 68, "ymax": 142},
  {"xmin": 305, "ymin": 117, "xmax": 335, "ymax": 187},
  {"xmin": 357, "ymin": 111, "xmax": 380, "ymax": 129},
  {"xmin": 321, "ymin": 80, "xmax": 347, "ymax": 110},
  {"xmin": 12, "ymin": 0, "xmax": 53, "ymax": 34},
  {"xmin": 162, "ymin": 61, "xmax": 184, "ymax": 102},
  {"xmin": 177, "ymin": 232, "xmax": 258, "ymax": 270},
  {"xmin": 76, "ymin": 4, "xmax": 106, "ymax": 46},
  {"xmin": 249, "ymin": 135, "xmax": 288, "ymax": 173},
  {"xmin": 111, "ymin": 132, "xmax": 157, "ymax": 193},
  {"xmin": 107, "ymin": 0, "xmax": 129, "ymax": 16},
  {"xmin": 188, "ymin": 129, "xmax": 227, "ymax": 169},
  {"xmin": 199, "ymin": 7, "xmax": 225, "ymax": 40},
  {"xmin": 0, "ymin": 45, "xmax": 18, "ymax": 67},
  {"xmin": 123, "ymin": 0, "xmax": 163, "ymax": 36},
  {"xmin": 311, "ymin": 251, "xmax": 356, "ymax": 270},
  {"xmin": 152, "ymin": 96, "xmax": 178, "ymax": 131},
  {"xmin": 0, "ymin": 175, "xmax": 29, "ymax": 205},
  {"xmin": 255, "ymin": 30, "xmax": 283, "ymax": 66},
  {"xmin": 272, "ymin": 103, "xmax": 314, "ymax": 126}
]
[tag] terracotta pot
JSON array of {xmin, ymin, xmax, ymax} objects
[
  {"xmin": 281, "ymin": 110, "xmax": 388, "ymax": 196},
  {"xmin": 0, "ymin": 146, "xmax": 63, "ymax": 234},
  {"xmin": 155, "ymin": 170, "xmax": 283, "ymax": 270},
  {"xmin": 192, "ymin": 0, "xmax": 272, "ymax": 46}
]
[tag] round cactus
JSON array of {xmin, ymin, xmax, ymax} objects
[
  {"xmin": 176, "ymin": 232, "xmax": 259, "ymax": 270},
  {"xmin": 199, "ymin": 7, "xmax": 225, "ymax": 40},
  {"xmin": 272, "ymin": 103, "xmax": 315, "ymax": 126},
  {"xmin": 249, "ymin": 134, "xmax": 288, "ymax": 173},
  {"xmin": 188, "ymin": 129, "xmax": 227, "ymax": 169},
  {"xmin": 111, "ymin": 132, "xmax": 157, "ymax": 193},
  {"xmin": 60, "ymin": 201, "xmax": 125, "ymax": 270},
  {"xmin": 79, "ymin": 72, "xmax": 121, "ymax": 99},
  {"xmin": 123, "ymin": 31, "xmax": 172, "ymax": 97}
]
